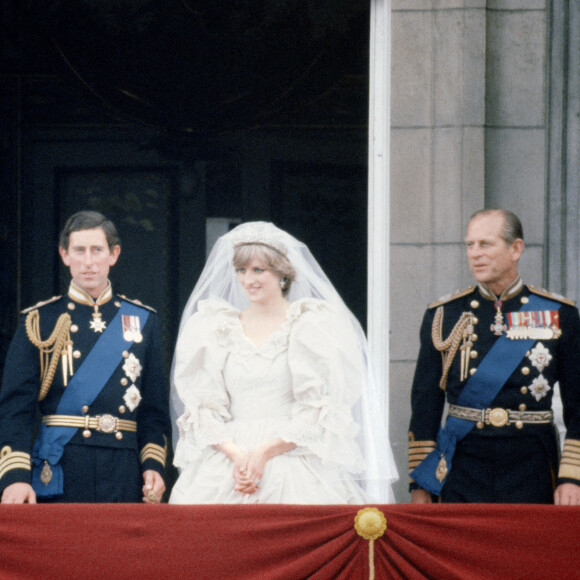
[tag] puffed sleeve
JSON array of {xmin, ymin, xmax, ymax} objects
[
  {"xmin": 172, "ymin": 299, "xmax": 237, "ymax": 470},
  {"xmin": 285, "ymin": 299, "xmax": 365, "ymax": 472}
]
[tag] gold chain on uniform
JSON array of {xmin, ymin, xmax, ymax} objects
[
  {"xmin": 431, "ymin": 306, "xmax": 475, "ymax": 390},
  {"xmin": 25, "ymin": 310, "xmax": 73, "ymax": 401}
]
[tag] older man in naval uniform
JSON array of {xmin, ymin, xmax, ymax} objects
[
  {"xmin": 0, "ymin": 210, "xmax": 170, "ymax": 503},
  {"xmin": 408, "ymin": 209, "xmax": 580, "ymax": 504}
]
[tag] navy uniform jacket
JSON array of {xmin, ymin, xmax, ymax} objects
[
  {"xmin": 408, "ymin": 280, "xmax": 580, "ymax": 494},
  {"xmin": 0, "ymin": 284, "xmax": 171, "ymax": 499}
]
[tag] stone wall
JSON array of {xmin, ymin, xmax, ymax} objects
[{"xmin": 388, "ymin": 0, "xmax": 556, "ymax": 502}]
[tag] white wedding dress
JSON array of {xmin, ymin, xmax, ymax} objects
[{"xmin": 169, "ymin": 297, "xmax": 368, "ymax": 504}]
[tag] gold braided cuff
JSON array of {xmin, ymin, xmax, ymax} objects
[
  {"xmin": 140, "ymin": 443, "xmax": 166, "ymax": 467},
  {"xmin": 0, "ymin": 446, "xmax": 31, "ymax": 480},
  {"xmin": 408, "ymin": 439, "xmax": 436, "ymax": 479},
  {"xmin": 558, "ymin": 439, "xmax": 580, "ymax": 481}
]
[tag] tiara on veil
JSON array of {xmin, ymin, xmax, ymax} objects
[{"xmin": 230, "ymin": 223, "xmax": 289, "ymax": 256}]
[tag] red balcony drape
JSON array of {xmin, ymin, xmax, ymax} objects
[{"xmin": 0, "ymin": 504, "xmax": 577, "ymax": 579}]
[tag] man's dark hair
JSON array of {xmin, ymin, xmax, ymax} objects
[
  {"xmin": 59, "ymin": 211, "xmax": 121, "ymax": 250},
  {"xmin": 469, "ymin": 208, "xmax": 524, "ymax": 244}
]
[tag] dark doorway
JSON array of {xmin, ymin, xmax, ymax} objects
[{"xmin": 1, "ymin": 1, "xmax": 370, "ymax": 386}]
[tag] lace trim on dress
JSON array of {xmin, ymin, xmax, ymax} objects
[
  {"xmin": 174, "ymin": 405, "xmax": 232, "ymax": 469},
  {"xmin": 205, "ymin": 298, "xmax": 327, "ymax": 369}
]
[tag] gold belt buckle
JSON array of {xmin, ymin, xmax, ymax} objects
[
  {"xmin": 97, "ymin": 414, "xmax": 117, "ymax": 433},
  {"xmin": 488, "ymin": 407, "xmax": 509, "ymax": 427}
]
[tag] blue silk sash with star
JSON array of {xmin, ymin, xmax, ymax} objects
[
  {"xmin": 410, "ymin": 293, "xmax": 561, "ymax": 496},
  {"xmin": 31, "ymin": 301, "xmax": 149, "ymax": 497}
]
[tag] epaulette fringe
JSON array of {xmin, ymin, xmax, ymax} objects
[
  {"xmin": 527, "ymin": 285, "xmax": 576, "ymax": 307},
  {"xmin": 428, "ymin": 286, "xmax": 476, "ymax": 309},
  {"xmin": 117, "ymin": 295, "xmax": 157, "ymax": 313},
  {"xmin": 20, "ymin": 296, "xmax": 62, "ymax": 315}
]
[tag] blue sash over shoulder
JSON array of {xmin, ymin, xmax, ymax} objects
[
  {"xmin": 410, "ymin": 294, "xmax": 560, "ymax": 495},
  {"xmin": 32, "ymin": 301, "xmax": 149, "ymax": 497}
]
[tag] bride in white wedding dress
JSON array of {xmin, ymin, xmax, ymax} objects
[{"xmin": 169, "ymin": 222, "xmax": 397, "ymax": 504}]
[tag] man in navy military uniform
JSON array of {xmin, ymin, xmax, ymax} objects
[
  {"xmin": 409, "ymin": 209, "xmax": 580, "ymax": 504},
  {"xmin": 0, "ymin": 211, "xmax": 171, "ymax": 503}
]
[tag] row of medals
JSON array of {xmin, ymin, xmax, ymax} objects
[
  {"xmin": 460, "ymin": 299, "xmax": 560, "ymax": 382},
  {"xmin": 491, "ymin": 302, "xmax": 561, "ymax": 340},
  {"xmin": 90, "ymin": 305, "xmax": 143, "ymax": 342}
]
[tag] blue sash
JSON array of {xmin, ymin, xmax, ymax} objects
[
  {"xmin": 32, "ymin": 301, "xmax": 149, "ymax": 497},
  {"xmin": 410, "ymin": 294, "xmax": 560, "ymax": 495}
]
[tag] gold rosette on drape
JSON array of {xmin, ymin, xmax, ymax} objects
[{"xmin": 354, "ymin": 507, "xmax": 387, "ymax": 580}]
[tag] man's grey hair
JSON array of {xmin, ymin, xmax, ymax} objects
[{"xmin": 469, "ymin": 209, "xmax": 523, "ymax": 245}]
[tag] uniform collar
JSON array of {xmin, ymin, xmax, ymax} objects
[
  {"xmin": 478, "ymin": 276, "xmax": 523, "ymax": 302},
  {"xmin": 68, "ymin": 280, "xmax": 113, "ymax": 307}
]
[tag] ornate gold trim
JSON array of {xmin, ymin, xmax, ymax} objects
[
  {"xmin": 68, "ymin": 281, "xmax": 112, "ymax": 306},
  {"xmin": 42, "ymin": 414, "xmax": 137, "ymax": 433},
  {"xmin": 409, "ymin": 439, "xmax": 436, "ymax": 449},
  {"xmin": 117, "ymin": 295, "xmax": 157, "ymax": 313},
  {"xmin": 20, "ymin": 296, "xmax": 61, "ymax": 314},
  {"xmin": 559, "ymin": 439, "xmax": 580, "ymax": 481},
  {"xmin": 448, "ymin": 404, "xmax": 553, "ymax": 426},
  {"xmin": 408, "ymin": 440, "xmax": 436, "ymax": 473},
  {"xmin": 429, "ymin": 286, "xmax": 476, "ymax": 309},
  {"xmin": 140, "ymin": 443, "xmax": 166, "ymax": 466},
  {"xmin": 432, "ymin": 307, "xmax": 476, "ymax": 390},
  {"xmin": 0, "ymin": 446, "xmax": 31, "ymax": 480},
  {"xmin": 527, "ymin": 285, "xmax": 576, "ymax": 306},
  {"xmin": 25, "ymin": 310, "xmax": 73, "ymax": 400},
  {"xmin": 354, "ymin": 508, "xmax": 387, "ymax": 580},
  {"xmin": 478, "ymin": 277, "xmax": 523, "ymax": 302}
]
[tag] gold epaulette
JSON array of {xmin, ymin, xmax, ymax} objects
[
  {"xmin": 20, "ymin": 295, "xmax": 62, "ymax": 315},
  {"xmin": 117, "ymin": 295, "xmax": 157, "ymax": 313},
  {"xmin": 527, "ymin": 285, "xmax": 576, "ymax": 307},
  {"xmin": 428, "ymin": 286, "xmax": 476, "ymax": 309}
]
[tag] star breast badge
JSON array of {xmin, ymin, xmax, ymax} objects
[
  {"xmin": 89, "ymin": 316, "xmax": 107, "ymax": 333},
  {"xmin": 122, "ymin": 353, "xmax": 142, "ymax": 382}
]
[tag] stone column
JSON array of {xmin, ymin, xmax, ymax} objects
[{"xmin": 389, "ymin": 1, "xmax": 486, "ymax": 502}]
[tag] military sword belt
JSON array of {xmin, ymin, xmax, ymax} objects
[
  {"xmin": 448, "ymin": 404, "xmax": 553, "ymax": 428},
  {"xmin": 42, "ymin": 414, "xmax": 137, "ymax": 434}
]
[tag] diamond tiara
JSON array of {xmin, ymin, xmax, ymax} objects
[{"xmin": 230, "ymin": 223, "xmax": 288, "ymax": 256}]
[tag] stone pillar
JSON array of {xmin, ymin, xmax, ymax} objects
[
  {"xmin": 389, "ymin": 1, "xmax": 486, "ymax": 502},
  {"xmin": 547, "ymin": 0, "xmax": 580, "ymax": 301},
  {"xmin": 485, "ymin": 1, "xmax": 548, "ymax": 288}
]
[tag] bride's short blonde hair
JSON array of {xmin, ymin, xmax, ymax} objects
[{"xmin": 233, "ymin": 243, "xmax": 296, "ymax": 296}]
